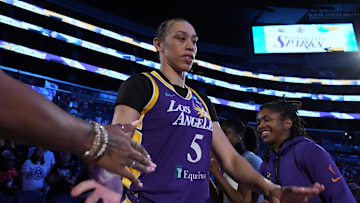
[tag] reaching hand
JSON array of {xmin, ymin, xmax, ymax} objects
[
  {"xmin": 71, "ymin": 180, "xmax": 121, "ymax": 203},
  {"xmin": 84, "ymin": 120, "xmax": 156, "ymax": 187},
  {"xmin": 210, "ymin": 152, "xmax": 221, "ymax": 175},
  {"xmin": 268, "ymin": 183, "xmax": 325, "ymax": 203}
]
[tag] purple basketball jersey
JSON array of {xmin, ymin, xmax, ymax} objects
[{"xmin": 122, "ymin": 71, "xmax": 213, "ymax": 203}]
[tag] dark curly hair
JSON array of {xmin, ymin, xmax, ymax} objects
[{"xmin": 260, "ymin": 98, "xmax": 311, "ymax": 160}]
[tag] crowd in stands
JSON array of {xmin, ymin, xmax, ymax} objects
[
  {"xmin": 0, "ymin": 80, "xmax": 359, "ymax": 202},
  {"xmin": 52, "ymin": 91, "xmax": 115, "ymax": 126},
  {"xmin": 0, "ymin": 142, "xmax": 94, "ymax": 202},
  {"xmin": 0, "ymin": 83, "xmax": 115, "ymax": 202}
]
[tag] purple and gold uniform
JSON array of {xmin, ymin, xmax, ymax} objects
[{"xmin": 121, "ymin": 71, "xmax": 213, "ymax": 203}]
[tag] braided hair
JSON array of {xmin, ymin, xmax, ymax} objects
[{"xmin": 261, "ymin": 98, "xmax": 311, "ymax": 160}]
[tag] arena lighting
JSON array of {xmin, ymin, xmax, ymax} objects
[
  {"xmin": 0, "ymin": 40, "xmax": 131, "ymax": 80},
  {"xmin": 207, "ymin": 96, "xmax": 360, "ymax": 120},
  {"xmin": 0, "ymin": 65, "xmax": 114, "ymax": 95},
  {"xmin": 1, "ymin": 43, "xmax": 360, "ymax": 120},
  {"xmin": 1, "ymin": 0, "xmax": 360, "ymax": 86},
  {"xmin": 1, "ymin": 15, "xmax": 360, "ymax": 102}
]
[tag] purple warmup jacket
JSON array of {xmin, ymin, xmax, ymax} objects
[
  {"xmin": 122, "ymin": 71, "xmax": 213, "ymax": 203},
  {"xmin": 260, "ymin": 136, "xmax": 356, "ymax": 203}
]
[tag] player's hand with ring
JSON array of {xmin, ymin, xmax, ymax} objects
[{"xmin": 83, "ymin": 120, "xmax": 157, "ymax": 187}]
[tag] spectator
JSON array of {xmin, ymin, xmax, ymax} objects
[
  {"xmin": 21, "ymin": 147, "xmax": 48, "ymax": 195},
  {"xmin": 46, "ymin": 152, "xmax": 78, "ymax": 202},
  {"xmin": 0, "ymin": 148, "xmax": 21, "ymax": 199}
]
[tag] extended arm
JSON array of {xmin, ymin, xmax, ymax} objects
[
  {"xmin": 0, "ymin": 70, "xmax": 93, "ymax": 154},
  {"xmin": 0, "ymin": 70, "xmax": 155, "ymax": 181},
  {"xmin": 211, "ymin": 121, "xmax": 324, "ymax": 203},
  {"xmin": 211, "ymin": 121, "xmax": 276, "ymax": 198},
  {"xmin": 210, "ymin": 153, "xmax": 251, "ymax": 203}
]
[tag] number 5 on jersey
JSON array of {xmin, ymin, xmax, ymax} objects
[{"xmin": 187, "ymin": 134, "xmax": 204, "ymax": 163}]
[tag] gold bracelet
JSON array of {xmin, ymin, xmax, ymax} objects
[
  {"xmin": 96, "ymin": 125, "xmax": 109, "ymax": 158},
  {"xmin": 82, "ymin": 122, "xmax": 102, "ymax": 160}
]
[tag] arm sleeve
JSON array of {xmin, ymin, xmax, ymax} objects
[
  {"xmin": 301, "ymin": 143, "xmax": 356, "ymax": 203},
  {"xmin": 115, "ymin": 74, "xmax": 152, "ymax": 114}
]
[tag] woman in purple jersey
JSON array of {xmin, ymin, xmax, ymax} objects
[
  {"xmin": 75, "ymin": 18, "xmax": 325, "ymax": 203},
  {"xmin": 257, "ymin": 98, "xmax": 356, "ymax": 203}
]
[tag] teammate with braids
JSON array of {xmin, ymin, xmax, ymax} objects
[{"xmin": 256, "ymin": 98, "xmax": 356, "ymax": 203}]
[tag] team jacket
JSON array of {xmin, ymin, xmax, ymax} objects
[{"xmin": 260, "ymin": 136, "xmax": 356, "ymax": 203}]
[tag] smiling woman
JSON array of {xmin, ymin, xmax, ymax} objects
[{"xmin": 257, "ymin": 98, "xmax": 356, "ymax": 203}]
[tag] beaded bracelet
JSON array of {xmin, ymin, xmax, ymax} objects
[
  {"xmin": 83, "ymin": 121, "xmax": 108, "ymax": 160},
  {"xmin": 96, "ymin": 124, "xmax": 109, "ymax": 158}
]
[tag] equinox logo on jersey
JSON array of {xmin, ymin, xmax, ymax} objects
[
  {"xmin": 174, "ymin": 166, "xmax": 207, "ymax": 182},
  {"xmin": 175, "ymin": 166, "xmax": 183, "ymax": 178},
  {"xmin": 167, "ymin": 100, "xmax": 212, "ymax": 131}
]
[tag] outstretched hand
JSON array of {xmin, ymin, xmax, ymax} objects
[
  {"xmin": 209, "ymin": 152, "xmax": 221, "ymax": 175},
  {"xmin": 71, "ymin": 180, "xmax": 120, "ymax": 203},
  {"xmin": 269, "ymin": 182, "xmax": 325, "ymax": 203},
  {"xmin": 83, "ymin": 120, "xmax": 156, "ymax": 187}
]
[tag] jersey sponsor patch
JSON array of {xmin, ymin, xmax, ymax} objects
[{"xmin": 174, "ymin": 166, "xmax": 207, "ymax": 182}]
